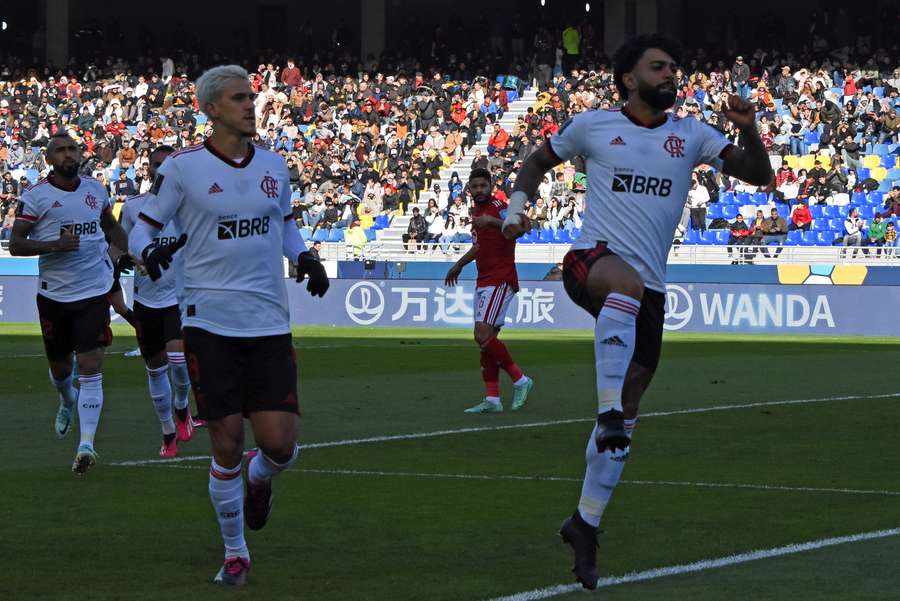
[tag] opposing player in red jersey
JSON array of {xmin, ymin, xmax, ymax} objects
[{"xmin": 445, "ymin": 168, "xmax": 534, "ymax": 413}]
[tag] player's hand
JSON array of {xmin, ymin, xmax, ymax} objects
[
  {"xmin": 52, "ymin": 227, "xmax": 80, "ymax": 252},
  {"xmin": 444, "ymin": 264, "xmax": 462, "ymax": 287},
  {"xmin": 113, "ymin": 253, "xmax": 135, "ymax": 278},
  {"xmin": 296, "ymin": 251, "xmax": 329, "ymax": 297},
  {"xmin": 501, "ymin": 213, "xmax": 532, "ymax": 240},
  {"xmin": 143, "ymin": 233, "xmax": 187, "ymax": 281},
  {"xmin": 723, "ymin": 94, "xmax": 757, "ymax": 130}
]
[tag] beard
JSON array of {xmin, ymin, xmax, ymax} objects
[
  {"xmin": 54, "ymin": 162, "xmax": 79, "ymax": 179},
  {"xmin": 637, "ymin": 81, "xmax": 676, "ymax": 111}
]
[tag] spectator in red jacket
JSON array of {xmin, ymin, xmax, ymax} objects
[
  {"xmin": 775, "ymin": 160, "xmax": 797, "ymax": 188},
  {"xmin": 105, "ymin": 115, "xmax": 125, "ymax": 137},
  {"xmin": 789, "ymin": 201, "xmax": 813, "ymax": 231},
  {"xmin": 487, "ymin": 125, "xmax": 509, "ymax": 156},
  {"xmin": 727, "ymin": 213, "xmax": 752, "ymax": 264},
  {"xmin": 280, "ymin": 59, "xmax": 302, "ymax": 90}
]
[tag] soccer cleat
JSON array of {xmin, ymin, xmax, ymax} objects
[
  {"xmin": 72, "ymin": 444, "xmax": 98, "ymax": 474},
  {"xmin": 511, "ymin": 377, "xmax": 534, "ymax": 411},
  {"xmin": 244, "ymin": 449, "xmax": 273, "ymax": 531},
  {"xmin": 175, "ymin": 412, "xmax": 194, "ymax": 442},
  {"xmin": 463, "ymin": 399, "xmax": 503, "ymax": 414},
  {"xmin": 159, "ymin": 434, "xmax": 177, "ymax": 458},
  {"xmin": 212, "ymin": 556, "xmax": 250, "ymax": 586},
  {"xmin": 191, "ymin": 415, "xmax": 207, "ymax": 429},
  {"xmin": 559, "ymin": 512, "xmax": 600, "ymax": 590},
  {"xmin": 594, "ymin": 409, "xmax": 630, "ymax": 453},
  {"xmin": 54, "ymin": 402, "xmax": 74, "ymax": 439},
  {"xmin": 124, "ymin": 348, "xmax": 142, "ymax": 357}
]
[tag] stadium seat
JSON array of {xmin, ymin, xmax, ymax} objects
[
  {"xmin": 887, "ymin": 168, "xmax": 900, "ymax": 182},
  {"xmin": 831, "ymin": 193, "xmax": 850, "ymax": 206},
  {"xmin": 299, "ymin": 228, "xmax": 312, "ymax": 241},
  {"xmin": 817, "ymin": 231, "xmax": 838, "ymax": 245},
  {"xmin": 698, "ymin": 231, "xmax": 716, "ymax": 245},
  {"xmin": 753, "ymin": 192, "xmax": 768, "ymax": 204},
  {"xmin": 311, "ymin": 228, "xmax": 329, "ymax": 242},
  {"xmin": 878, "ymin": 179, "xmax": 894, "ymax": 192},
  {"xmin": 722, "ymin": 206, "xmax": 738, "ymax": 220},
  {"xmin": 804, "ymin": 131, "xmax": 820, "ymax": 146},
  {"xmin": 519, "ymin": 232, "xmax": 536, "ymax": 244},
  {"xmin": 809, "ymin": 205, "xmax": 824, "ymax": 219},
  {"xmin": 683, "ymin": 229, "xmax": 700, "ymax": 244},
  {"xmin": 720, "ymin": 191, "xmax": 736, "ymax": 205},
  {"xmin": 873, "ymin": 87, "xmax": 885, "ymax": 98},
  {"xmin": 365, "ymin": 228, "xmax": 377, "ymax": 242},
  {"xmin": 823, "ymin": 206, "xmax": 841, "ymax": 219},
  {"xmin": 851, "ymin": 191, "xmax": 867, "ymax": 205},
  {"xmin": 739, "ymin": 204, "xmax": 757, "ymax": 219},
  {"xmin": 798, "ymin": 155, "xmax": 816, "ymax": 170},
  {"xmin": 859, "ymin": 206, "xmax": 875, "ymax": 220},
  {"xmin": 883, "ymin": 155, "xmax": 899, "ymax": 169},
  {"xmin": 783, "ymin": 155, "xmax": 800, "ymax": 169},
  {"xmin": 857, "ymin": 167, "xmax": 870, "ymax": 180},
  {"xmin": 707, "ymin": 205, "xmax": 723, "ymax": 219},
  {"xmin": 828, "ymin": 218, "xmax": 844, "ymax": 231},
  {"xmin": 811, "ymin": 219, "xmax": 826, "ymax": 231},
  {"xmin": 714, "ymin": 231, "xmax": 730, "ymax": 244},
  {"xmin": 817, "ymin": 154, "xmax": 832, "ymax": 170},
  {"xmin": 736, "ymin": 192, "xmax": 752, "ymax": 205},
  {"xmin": 768, "ymin": 155, "xmax": 782, "ymax": 170},
  {"xmin": 787, "ymin": 230, "xmax": 802, "ymax": 244},
  {"xmin": 800, "ymin": 231, "xmax": 817, "ymax": 245},
  {"xmin": 195, "ymin": 114, "xmax": 207, "ymax": 125},
  {"xmin": 537, "ymin": 229, "xmax": 554, "ymax": 243},
  {"xmin": 24, "ymin": 169, "xmax": 39, "ymax": 183},
  {"xmin": 871, "ymin": 167, "xmax": 888, "ymax": 181},
  {"xmin": 374, "ymin": 214, "xmax": 390, "ymax": 229},
  {"xmin": 837, "ymin": 206, "xmax": 850, "ymax": 218},
  {"xmin": 863, "ymin": 155, "xmax": 882, "ymax": 169},
  {"xmin": 868, "ymin": 192, "xmax": 884, "ymax": 205},
  {"xmin": 327, "ymin": 229, "xmax": 345, "ymax": 242}
]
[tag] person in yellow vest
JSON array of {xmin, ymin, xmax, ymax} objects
[{"xmin": 562, "ymin": 23, "xmax": 581, "ymax": 73}]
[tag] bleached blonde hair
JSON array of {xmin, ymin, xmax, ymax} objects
[{"xmin": 195, "ymin": 65, "xmax": 250, "ymax": 115}]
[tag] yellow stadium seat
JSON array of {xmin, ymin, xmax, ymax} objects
[
  {"xmin": 112, "ymin": 202, "xmax": 124, "ymax": 221},
  {"xmin": 862, "ymin": 155, "xmax": 881, "ymax": 169},
  {"xmin": 817, "ymin": 155, "xmax": 831, "ymax": 170},
  {"xmin": 870, "ymin": 166, "xmax": 887, "ymax": 181},
  {"xmin": 798, "ymin": 155, "xmax": 815, "ymax": 170},
  {"xmin": 783, "ymin": 155, "xmax": 799, "ymax": 169}
]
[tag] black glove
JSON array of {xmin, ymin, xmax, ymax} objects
[
  {"xmin": 296, "ymin": 251, "xmax": 329, "ymax": 297},
  {"xmin": 113, "ymin": 253, "xmax": 134, "ymax": 279},
  {"xmin": 143, "ymin": 233, "xmax": 187, "ymax": 281}
]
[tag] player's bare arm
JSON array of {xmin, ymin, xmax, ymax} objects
[
  {"xmin": 503, "ymin": 144, "xmax": 560, "ymax": 239},
  {"xmin": 445, "ymin": 244, "xmax": 478, "ymax": 287},
  {"xmin": 9, "ymin": 219, "xmax": 80, "ymax": 255},
  {"xmin": 101, "ymin": 207, "xmax": 130, "ymax": 261},
  {"xmin": 720, "ymin": 94, "xmax": 775, "ymax": 186}
]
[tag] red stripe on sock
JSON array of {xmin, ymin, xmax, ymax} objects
[
  {"xmin": 604, "ymin": 299, "xmax": 640, "ymax": 316},
  {"xmin": 210, "ymin": 467, "xmax": 240, "ymax": 481}
]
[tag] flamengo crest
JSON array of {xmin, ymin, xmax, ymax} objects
[
  {"xmin": 84, "ymin": 193, "xmax": 98, "ymax": 209},
  {"xmin": 663, "ymin": 133, "xmax": 685, "ymax": 158},
  {"xmin": 260, "ymin": 175, "xmax": 279, "ymax": 198}
]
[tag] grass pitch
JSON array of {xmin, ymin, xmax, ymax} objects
[{"xmin": 3, "ymin": 324, "xmax": 900, "ymax": 600}]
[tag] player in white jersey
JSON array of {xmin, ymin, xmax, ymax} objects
[
  {"xmin": 9, "ymin": 133, "xmax": 133, "ymax": 474},
  {"xmin": 128, "ymin": 65, "xmax": 329, "ymax": 586},
  {"xmin": 119, "ymin": 145, "xmax": 197, "ymax": 458},
  {"xmin": 501, "ymin": 35, "xmax": 773, "ymax": 589}
]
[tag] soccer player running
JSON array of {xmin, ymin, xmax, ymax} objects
[
  {"xmin": 119, "ymin": 145, "xmax": 196, "ymax": 458},
  {"xmin": 445, "ymin": 168, "xmax": 533, "ymax": 413},
  {"xmin": 9, "ymin": 132, "xmax": 133, "ymax": 473},
  {"xmin": 128, "ymin": 65, "xmax": 329, "ymax": 586},
  {"xmin": 501, "ymin": 34, "xmax": 773, "ymax": 589}
]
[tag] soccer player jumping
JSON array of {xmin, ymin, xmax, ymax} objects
[
  {"xmin": 501, "ymin": 35, "xmax": 773, "ymax": 589},
  {"xmin": 119, "ymin": 145, "xmax": 197, "ymax": 458},
  {"xmin": 129, "ymin": 65, "xmax": 329, "ymax": 586},
  {"xmin": 445, "ymin": 168, "xmax": 533, "ymax": 413}
]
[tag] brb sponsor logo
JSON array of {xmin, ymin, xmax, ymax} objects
[
  {"xmin": 611, "ymin": 169, "xmax": 672, "ymax": 197},
  {"xmin": 664, "ymin": 284, "xmax": 836, "ymax": 331},
  {"xmin": 345, "ymin": 281, "xmax": 385, "ymax": 325},
  {"xmin": 60, "ymin": 221, "xmax": 98, "ymax": 236},
  {"xmin": 152, "ymin": 236, "xmax": 180, "ymax": 248},
  {"xmin": 217, "ymin": 215, "xmax": 270, "ymax": 240}
]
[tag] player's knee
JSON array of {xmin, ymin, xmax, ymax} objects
[
  {"xmin": 474, "ymin": 323, "xmax": 495, "ymax": 347},
  {"xmin": 609, "ymin": 278, "xmax": 644, "ymax": 302},
  {"xmin": 263, "ymin": 443, "xmax": 299, "ymax": 466}
]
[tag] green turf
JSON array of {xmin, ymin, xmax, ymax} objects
[{"xmin": 3, "ymin": 323, "xmax": 900, "ymax": 600}]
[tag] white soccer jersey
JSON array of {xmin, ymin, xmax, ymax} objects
[
  {"xmin": 550, "ymin": 108, "xmax": 731, "ymax": 292},
  {"xmin": 135, "ymin": 141, "xmax": 294, "ymax": 337},
  {"xmin": 18, "ymin": 176, "xmax": 114, "ymax": 302},
  {"xmin": 120, "ymin": 193, "xmax": 180, "ymax": 308}
]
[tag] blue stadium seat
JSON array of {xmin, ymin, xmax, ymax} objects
[
  {"xmin": 299, "ymin": 228, "xmax": 312, "ymax": 241},
  {"xmin": 804, "ymin": 131, "xmax": 820, "ymax": 146},
  {"xmin": 311, "ymin": 228, "xmax": 329, "ymax": 242},
  {"xmin": 720, "ymin": 191, "xmax": 736, "ymax": 205},
  {"xmin": 809, "ymin": 205, "xmax": 825, "ymax": 219},
  {"xmin": 817, "ymin": 232, "xmax": 838, "ymax": 245},
  {"xmin": 873, "ymin": 87, "xmax": 885, "ymax": 98},
  {"xmin": 851, "ymin": 191, "xmax": 867, "ymax": 205},
  {"xmin": 707, "ymin": 205, "xmax": 724, "ymax": 219},
  {"xmin": 878, "ymin": 179, "xmax": 893, "ymax": 192},
  {"xmin": 858, "ymin": 167, "xmax": 870, "ymax": 180},
  {"xmin": 837, "ymin": 206, "xmax": 850, "ymax": 218},
  {"xmin": 883, "ymin": 156, "xmax": 898, "ymax": 169},
  {"xmin": 823, "ymin": 206, "xmax": 841, "ymax": 219},
  {"xmin": 519, "ymin": 232, "xmax": 536, "ymax": 244},
  {"xmin": 811, "ymin": 219, "xmax": 827, "ymax": 231},
  {"xmin": 867, "ymin": 192, "xmax": 884, "ymax": 205},
  {"xmin": 365, "ymin": 228, "xmax": 377, "ymax": 242},
  {"xmin": 327, "ymin": 229, "xmax": 345, "ymax": 243},
  {"xmin": 887, "ymin": 168, "xmax": 900, "ymax": 181},
  {"xmin": 698, "ymin": 231, "xmax": 716, "ymax": 245},
  {"xmin": 800, "ymin": 232, "xmax": 817, "ymax": 245},
  {"xmin": 859, "ymin": 206, "xmax": 875, "ymax": 220},
  {"xmin": 374, "ymin": 215, "xmax": 389, "ymax": 229},
  {"xmin": 722, "ymin": 206, "xmax": 738, "ymax": 220},
  {"xmin": 753, "ymin": 192, "xmax": 768, "ymax": 204},
  {"xmin": 874, "ymin": 144, "xmax": 891, "ymax": 155},
  {"xmin": 24, "ymin": 169, "xmax": 39, "ymax": 184},
  {"xmin": 829, "ymin": 218, "xmax": 845, "ymax": 232},
  {"xmin": 195, "ymin": 114, "xmax": 207, "ymax": 125},
  {"xmin": 682, "ymin": 230, "xmax": 700, "ymax": 244},
  {"xmin": 776, "ymin": 205, "xmax": 790, "ymax": 219},
  {"xmin": 736, "ymin": 191, "xmax": 752, "ymax": 205},
  {"xmin": 787, "ymin": 230, "xmax": 802, "ymax": 244},
  {"xmin": 714, "ymin": 231, "xmax": 730, "ymax": 244}
]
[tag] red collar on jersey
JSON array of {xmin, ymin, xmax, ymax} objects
[
  {"xmin": 47, "ymin": 173, "xmax": 81, "ymax": 192},
  {"xmin": 204, "ymin": 139, "xmax": 255, "ymax": 168},
  {"xmin": 621, "ymin": 104, "xmax": 667, "ymax": 129}
]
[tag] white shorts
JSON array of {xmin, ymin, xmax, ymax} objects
[{"xmin": 475, "ymin": 284, "xmax": 515, "ymax": 328}]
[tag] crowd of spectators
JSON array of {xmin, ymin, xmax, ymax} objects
[{"xmin": 1, "ymin": 25, "xmax": 899, "ymax": 258}]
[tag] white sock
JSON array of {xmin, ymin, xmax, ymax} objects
[
  {"xmin": 624, "ymin": 418, "xmax": 637, "ymax": 439},
  {"xmin": 595, "ymin": 293, "xmax": 640, "ymax": 414},
  {"xmin": 209, "ymin": 460, "xmax": 249, "ymax": 560},
  {"xmin": 248, "ymin": 445, "xmax": 299, "ymax": 485},
  {"xmin": 146, "ymin": 365, "xmax": 175, "ymax": 435},
  {"xmin": 578, "ymin": 423, "xmax": 629, "ymax": 528},
  {"xmin": 513, "ymin": 375, "xmax": 529, "ymax": 387},
  {"xmin": 485, "ymin": 396, "xmax": 501, "ymax": 405},
  {"xmin": 76, "ymin": 373, "xmax": 104, "ymax": 447},
  {"xmin": 49, "ymin": 368, "xmax": 77, "ymax": 408},
  {"xmin": 166, "ymin": 352, "xmax": 191, "ymax": 410}
]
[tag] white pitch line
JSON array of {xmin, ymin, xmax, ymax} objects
[
  {"xmin": 115, "ymin": 464, "xmax": 900, "ymax": 498},
  {"xmin": 108, "ymin": 391, "xmax": 899, "ymax": 467},
  {"xmin": 482, "ymin": 526, "xmax": 900, "ymax": 601}
]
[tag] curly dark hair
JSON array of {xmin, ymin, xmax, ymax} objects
[
  {"xmin": 469, "ymin": 167, "xmax": 492, "ymax": 182},
  {"xmin": 613, "ymin": 34, "xmax": 683, "ymax": 99}
]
